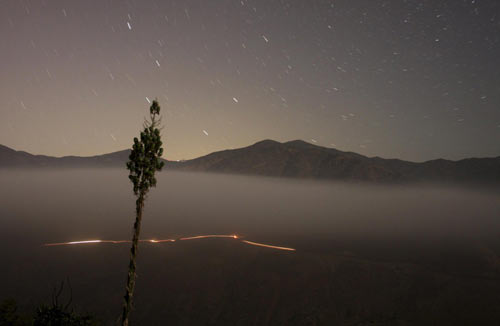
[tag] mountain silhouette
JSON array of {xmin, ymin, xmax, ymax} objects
[
  {"xmin": 0, "ymin": 144, "xmax": 130, "ymax": 168},
  {"xmin": 1, "ymin": 140, "xmax": 499, "ymax": 185}
]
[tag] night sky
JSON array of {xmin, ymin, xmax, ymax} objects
[{"xmin": 1, "ymin": 0, "xmax": 499, "ymax": 162}]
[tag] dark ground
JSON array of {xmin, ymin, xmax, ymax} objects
[{"xmin": 3, "ymin": 234, "xmax": 500, "ymax": 325}]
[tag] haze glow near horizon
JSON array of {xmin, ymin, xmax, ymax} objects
[{"xmin": 0, "ymin": 0, "xmax": 499, "ymax": 162}]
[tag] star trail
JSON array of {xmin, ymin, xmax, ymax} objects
[{"xmin": 1, "ymin": 0, "xmax": 498, "ymax": 161}]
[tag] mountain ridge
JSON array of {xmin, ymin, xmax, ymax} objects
[{"xmin": 1, "ymin": 141, "xmax": 499, "ymax": 185}]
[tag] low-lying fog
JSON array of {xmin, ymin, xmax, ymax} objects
[
  {"xmin": 1, "ymin": 169, "xmax": 499, "ymax": 324},
  {"xmin": 1, "ymin": 169, "xmax": 498, "ymax": 245}
]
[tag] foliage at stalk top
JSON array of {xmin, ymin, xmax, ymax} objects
[{"xmin": 126, "ymin": 100, "xmax": 165, "ymax": 195}]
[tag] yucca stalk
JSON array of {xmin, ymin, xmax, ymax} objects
[{"xmin": 121, "ymin": 100, "xmax": 164, "ymax": 326}]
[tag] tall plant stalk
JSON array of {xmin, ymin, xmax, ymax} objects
[{"xmin": 121, "ymin": 100, "xmax": 164, "ymax": 326}]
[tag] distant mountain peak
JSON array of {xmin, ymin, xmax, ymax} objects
[
  {"xmin": 251, "ymin": 139, "xmax": 281, "ymax": 147},
  {"xmin": 284, "ymin": 139, "xmax": 309, "ymax": 145}
]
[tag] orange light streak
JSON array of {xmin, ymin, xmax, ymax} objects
[
  {"xmin": 43, "ymin": 235, "xmax": 295, "ymax": 252},
  {"xmin": 44, "ymin": 239, "xmax": 175, "ymax": 246},
  {"xmin": 44, "ymin": 240, "xmax": 104, "ymax": 246},
  {"xmin": 67, "ymin": 240, "xmax": 102, "ymax": 245},
  {"xmin": 145, "ymin": 239, "xmax": 176, "ymax": 243},
  {"xmin": 241, "ymin": 240, "xmax": 296, "ymax": 251},
  {"xmin": 179, "ymin": 234, "xmax": 238, "ymax": 240}
]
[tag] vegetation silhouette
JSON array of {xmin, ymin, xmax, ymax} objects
[
  {"xmin": 0, "ymin": 281, "xmax": 100, "ymax": 326},
  {"xmin": 121, "ymin": 100, "xmax": 165, "ymax": 326},
  {"xmin": 0, "ymin": 299, "xmax": 30, "ymax": 326}
]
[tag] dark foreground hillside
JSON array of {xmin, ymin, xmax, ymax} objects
[
  {"xmin": 123, "ymin": 238, "xmax": 500, "ymax": 325},
  {"xmin": 3, "ymin": 236, "xmax": 500, "ymax": 325}
]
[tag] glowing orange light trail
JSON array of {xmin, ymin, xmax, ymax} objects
[
  {"xmin": 179, "ymin": 234, "xmax": 238, "ymax": 240},
  {"xmin": 43, "ymin": 235, "xmax": 296, "ymax": 252},
  {"xmin": 44, "ymin": 239, "xmax": 175, "ymax": 246},
  {"xmin": 44, "ymin": 240, "xmax": 104, "ymax": 246},
  {"xmin": 242, "ymin": 240, "xmax": 296, "ymax": 251},
  {"xmin": 146, "ymin": 239, "xmax": 176, "ymax": 243}
]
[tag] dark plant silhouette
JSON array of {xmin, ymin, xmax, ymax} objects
[
  {"xmin": 0, "ymin": 298, "xmax": 31, "ymax": 326},
  {"xmin": 34, "ymin": 280, "xmax": 100, "ymax": 326},
  {"xmin": 34, "ymin": 305, "xmax": 98, "ymax": 326},
  {"xmin": 0, "ymin": 281, "xmax": 100, "ymax": 326},
  {"xmin": 0, "ymin": 296, "xmax": 99, "ymax": 326},
  {"xmin": 121, "ymin": 100, "xmax": 164, "ymax": 326}
]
